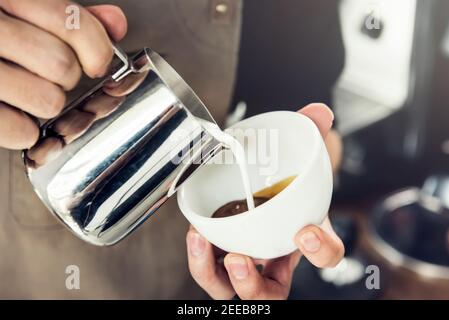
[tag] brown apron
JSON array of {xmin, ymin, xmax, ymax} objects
[{"xmin": 0, "ymin": 0, "xmax": 242, "ymax": 299}]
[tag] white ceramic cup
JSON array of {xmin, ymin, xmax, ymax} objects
[{"xmin": 177, "ymin": 111, "xmax": 333, "ymax": 259}]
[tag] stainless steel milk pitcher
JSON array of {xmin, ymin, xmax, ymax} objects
[{"xmin": 23, "ymin": 46, "xmax": 223, "ymax": 246}]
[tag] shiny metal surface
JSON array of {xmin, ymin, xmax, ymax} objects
[
  {"xmin": 422, "ymin": 175, "xmax": 449, "ymax": 210},
  {"xmin": 23, "ymin": 48, "xmax": 222, "ymax": 246},
  {"xmin": 368, "ymin": 187, "xmax": 449, "ymax": 280}
]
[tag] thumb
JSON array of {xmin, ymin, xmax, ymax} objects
[
  {"xmin": 87, "ymin": 5, "xmax": 128, "ymax": 42},
  {"xmin": 298, "ymin": 103, "xmax": 334, "ymax": 138}
]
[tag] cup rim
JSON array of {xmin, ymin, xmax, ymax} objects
[{"xmin": 177, "ymin": 111, "xmax": 324, "ymax": 222}]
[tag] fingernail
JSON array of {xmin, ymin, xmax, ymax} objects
[
  {"xmin": 187, "ymin": 232, "xmax": 206, "ymax": 257},
  {"xmin": 300, "ymin": 231, "xmax": 321, "ymax": 253},
  {"xmin": 228, "ymin": 256, "xmax": 249, "ymax": 280}
]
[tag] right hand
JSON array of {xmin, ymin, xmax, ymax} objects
[{"xmin": 0, "ymin": 0, "xmax": 128, "ymax": 150}]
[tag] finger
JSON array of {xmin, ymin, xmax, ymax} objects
[
  {"xmin": 325, "ymin": 129, "xmax": 343, "ymax": 174},
  {"xmin": 298, "ymin": 103, "xmax": 334, "ymax": 138},
  {"xmin": 294, "ymin": 218, "xmax": 345, "ymax": 268},
  {"xmin": 0, "ymin": 102, "xmax": 39, "ymax": 150},
  {"xmin": 186, "ymin": 229, "xmax": 235, "ymax": 300},
  {"xmin": 86, "ymin": 5, "xmax": 128, "ymax": 42},
  {"xmin": 0, "ymin": 60, "xmax": 66, "ymax": 118},
  {"xmin": 263, "ymin": 251, "xmax": 302, "ymax": 287},
  {"xmin": 0, "ymin": 10, "xmax": 82, "ymax": 90},
  {"xmin": 0, "ymin": 0, "xmax": 122, "ymax": 78},
  {"xmin": 224, "ymin": 254, "xmax": 290, "ymax": 300}
]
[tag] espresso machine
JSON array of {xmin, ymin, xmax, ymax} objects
[
  {"xmin": 333, "ymin": 0, "xmax": 449, "ymax": 196},
  {"xmin": 290, "ymin": 0, "xmax": 449, "ymax": 300}
]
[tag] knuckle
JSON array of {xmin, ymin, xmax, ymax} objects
[
  {"xmin": 322, "ymin": 245, "xmax": 345, "ymax": 268},
  {"xmin": 50, "ymin": 48, "xmax": 80, "ymax": 85},
  {"xmin": 188, "ymin": 266, "xmax": 201, "ymax": 283},
  {"xmin": 187, "ymin": 259, "xmax": 203, "ymax": 281},
  {"xmin": 188, "ymin": 260, "xmax": 218, "ymax": 289},
  {"xmin": 39, "ymin": 86, "xmax": 66, "ymax": 118},
  {"xmin": 0, "ymin": 9, "xmax": 13, "ymax": 34},
  {"xmin": 21, "ymin": 120, "xmax": 39, "ymax": 148},
  {"xmin": 189, "ymin": 268, "xmax": 203, "ymax": 285},
  {"xmin": 234, "ymin": 278, "xmax": 263, "ymax": 300},
  {"xmin": 11, "ymin": 129, "xmax": 39, "ymax": 150},
  {"xmin": 0, "ymin": 0, "xmax": 16, "ymax": 14},
  {"xmin": 60, "ymin": 4, "xmax": 113, "ymax": 78},
  {"xmin": 241, "ymin": 286, "xmax": 263, "ymax": 300},
  {"xmin": 201, "ymin": 270, "xmax": 217, "ymax": 286},
  {"xmin": 191, "ymin": 266, "xmax": 215, "ymax": 286},
  {"xmin": 86, "ymin": 45, "xmax": 113, "ymax": 78},
  {"xmin": 0, "ymin": 104, "xmax": 39, "ymax": 150}
]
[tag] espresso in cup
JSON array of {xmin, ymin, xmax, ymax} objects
[{"xmin": 212, "ymin": 176, "xmax": 297, "ymax": 218}]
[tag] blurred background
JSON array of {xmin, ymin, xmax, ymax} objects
[{"xmin": 230, "ymin": 0, "xmax": 449, "ymax": 299}]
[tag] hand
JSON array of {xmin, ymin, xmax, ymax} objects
[
  {"xmin": 186, "ymin": 103, "xmax": 345, "ymax": 300},
  {"xmin": 0, "ymin": 0, "xmax": 128, "ymax": 150}
]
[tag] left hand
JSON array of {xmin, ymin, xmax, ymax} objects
[{"xmin": 186, "ymin": 103, "xmax": 345, "ymax": 300}]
